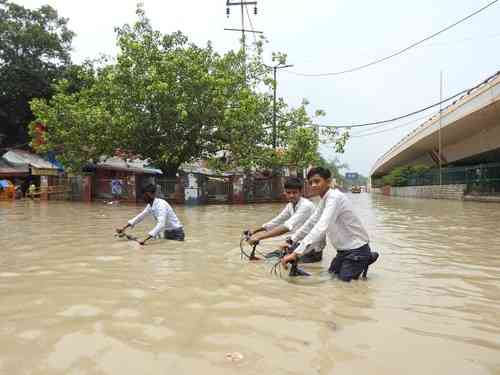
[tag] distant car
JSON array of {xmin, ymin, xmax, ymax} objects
[{"xmin": 351, "ymin": 185, "xmax": 361, "ymax": 193}]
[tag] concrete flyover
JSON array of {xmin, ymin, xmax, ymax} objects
[{"xmin": 370, "ymin": 71, "xmax": 500, "ymax": 178}]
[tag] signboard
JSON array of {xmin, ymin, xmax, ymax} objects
[
  {"xmin": 31, "ymin": 168, "xmax": 59, "ymax": 176},
  {"xmin": 345, "ymin": 172, "xmax": 359, "ymax": 181}
]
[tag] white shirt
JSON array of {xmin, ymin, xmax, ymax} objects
[
  {"xmin": 128, "ymin": 198, "xmax": 183, "ymax": 237},
  {"xmin": 292, "ymin": 189, "xmax": 369, "ymax": 255},
  {"xmin": 263, "ymin": 197, "xmax": 316, "ymax": 233}
]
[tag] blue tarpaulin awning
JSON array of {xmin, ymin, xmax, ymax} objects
[{"xmin": 47, "ymin": 151, "xmax": 64, "ymax": 171}]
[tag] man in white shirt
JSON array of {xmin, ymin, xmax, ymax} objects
[
  {"xmin": 247, "ymin": 176, "xmax": 325, "ymax": 263},
  {"xmin": 280, "ymin": 167, "xmax": 378, "ymax": 281},
  {"xmin": 116, "ymin": 184, "xmax": 184, "ymax": 245}
]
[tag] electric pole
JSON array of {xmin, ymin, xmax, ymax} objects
[{"xmin": 224, "ymin": 1, "xmax": 262, "ymax": 57}]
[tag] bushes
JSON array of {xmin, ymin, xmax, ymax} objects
[{"xmin": 382, "ymin": 165, "xmax": 430, "ymax": 187}]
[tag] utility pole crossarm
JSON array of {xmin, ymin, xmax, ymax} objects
[
  {"xmin": 225, "ymin": 0, "xmax": 259, "ymax": 78},
  {"xmin": 225, "ymin": 0, "xmax": 259, "ymax": 59},
  {"xmin": 226, "ymin": 1, "xmax": 257, "ymax": 5},
  {"xmin": 224, "ymin": 28, "xmax": 264, "ymax": 34}
]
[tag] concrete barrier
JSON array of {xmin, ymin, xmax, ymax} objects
[{"xmin": 372, "ymin": 184, "xmax": 467, "ymax": 200}]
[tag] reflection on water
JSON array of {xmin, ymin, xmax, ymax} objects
[{"xmin": 1, "ymin": 196, "xmax": 499, "ymax": 374}]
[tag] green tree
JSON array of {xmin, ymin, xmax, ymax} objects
[
  {"xmin": 30, "ymin": 62, "xmax": 119, "ymax": 172},
  {"xmin": 318, "ymin": 156, "xmax": 349, "ymax": 186},
  {"xmin": 110, "ymin": 10, "xmax": 243, "ymax": 176},
  {"xmin": 30, "ymin": 5, "xmax": 350, "ymax": 176},
  {"xmin": 31, "ymin": 7, "xmax": 236, "ymax": 175},
  {"xmin": 0, "ymin": 0, "xmax": 74, "ymax": 148},
  {"xmin": 381, "ymin": 164, "xmax": 430, "ymax": 186},
  {"xmin": 285, "ymin": 127, "xmax": 320, "ymax": 170}
]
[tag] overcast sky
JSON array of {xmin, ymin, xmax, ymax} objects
[{"xmin": 15, "ymin": 0, "xmax": 500, "ymax": 175}]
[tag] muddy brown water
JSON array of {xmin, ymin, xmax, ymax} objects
[{"xmin": 0, "ymin": 195, "xmax": 499, "ymax": 374}]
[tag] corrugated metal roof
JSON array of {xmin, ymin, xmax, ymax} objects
[
  {"xmin": 2, "ymin": 150, "xmax": 58, "ymax": 170},
  {"xmin": 98, "ymin": 157, "xmax": 163, "ymax": 175},
  {"xmin": 0, "ymin": 157, "xmax": 29, "ymax": 175},
  {"xmin": 180, "ymin": 164, "xmax": 236, "ymax": 177}
]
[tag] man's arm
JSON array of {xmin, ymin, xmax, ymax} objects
[
  {"xmin": 262, "ymin": 205, "xmax": 291, "ymax": 231},
  {"xmin": 128, "ymin": 206, "xmax": 150, "ymax": 227},
  {"xmin": 116, "ymin": 206, "xmax": 149, "ymax": 234},
  {"xmin": 293, "ymin": 195, "xmax": 340, "ymax": 256},
  {"xmin": 249, "ymin": 227, "xmax": 266, "ymax": 235},
  {"xmin": 251, "ymin": 203, "xmax": 315, "ymax": 244},
  {"xmin": 250, "ymin": 225, "xmax": 289, "ymax": 243},
  {"xmin": 144, "ymin": 204, "xmax": 168, "ymax": 242},
  {"xmin": 291, "ymin": 204, "xmax": 322, "ymax": 243},
  {"xmin": 283, "ymin": 203, "xmax": 315, "ymax": 233},
  {"xmin": 140, "ymin": 215, "xmax": 166, "ymax": 246},
  {"xmin": 248, "ymin": 205, "xmax": 291, "ymax": 243}
]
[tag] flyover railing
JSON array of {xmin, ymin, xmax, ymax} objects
[{"xmin": 373, "ymin": 162, "xmax": 500, "ymax": 196}]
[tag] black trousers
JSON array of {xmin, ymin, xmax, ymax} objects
[
  {"xmin": 164, "ymin": 227, "xmax": 185, "ymax": 241},
  {"xmin": 329, "ymin": 243, "xmax": 372, "ymax": 282}
]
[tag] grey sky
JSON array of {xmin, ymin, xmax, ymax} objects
[{"xmin": 16, "ymin": 0, "xmax": 500, "ymax": 175}]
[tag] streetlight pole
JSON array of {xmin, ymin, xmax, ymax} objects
[
  {"xmin": 273, "ymin": 66, "xmax": 277, "ymax": 149},
  {"xmin": 439, "ymin": 71, "xmax": 443, "ymax": 186},
  {"xmin": 267, "ymin": 63, "xmax": 293, "ymax": 149}
]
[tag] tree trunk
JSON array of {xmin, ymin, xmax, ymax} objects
[{"xmin": 161, "ymin": 163, "xmax": 181, "ymax": 178}]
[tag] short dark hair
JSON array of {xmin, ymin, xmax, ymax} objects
[
  {"xmin": 142, "ymin": 184, "xmax": 156, "ymax": 194},
  {"xmin": 284, "ymin": 176, "xmax": 303, "ymax": 190},
  {"xmin": 307, "ymin": 167, "xmax": 331, "ymax": 180}
]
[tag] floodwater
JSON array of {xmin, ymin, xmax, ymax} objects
[{"xmin": 0, "ymin": 195, "xmax": 499, "ymax": 375}]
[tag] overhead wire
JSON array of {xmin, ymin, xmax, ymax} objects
[
  {"xmin": 418, "ymin": 31, "xmax": 500, "ymax": 48},
  {"xmin": 245, "ymin": 4, "xmax": 258, "ymax": 45},
  {"xmin": 284, "ymin": 31, "xmax": 500, "ymax": 67},
  {"xmin": 312, "ymin": 89, "xmax": 471, "ymax": 128},
  {"xmin": 350, "ymin": 111, "xmax": 439, "ymax": 138},
  {"xmin": 276, "ymin": 90, "xmax": 463, "ymax": 129},
  {"xmin": 284, "ymin": 0, "xmax": 499, "ymax": 77},
  {"xmin": 237, "ymin": 4, "xmax": 499, "ymax": 136},
  {"xmin": 350, "ymin": 110, "xmax": 437, "ymax": 136},
  {"xmin": 276, "ymin": 70, "xmax": 500, "ymax": 129}
]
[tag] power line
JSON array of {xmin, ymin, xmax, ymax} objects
[
  {"xmin": 277, "ymin": 70, "xmax": 500, "ymax": 129},
  {"xmin": 284, "ymin": 0, "xmax": 499, "ymax": 77},
  {"xmin": 245, "ymin": 4, "xmax": 258, "ymax": 45},
  {"xmin": 350, "ymin": 111, "xmax": 438, "ymax": 138},
  {"xmin": 283, "ymin": 31, "xmax": 500, "ymax": 66},
  {"xmin": 314, "ymin": 89, "xmax": 472, "ymax": 128},
  {"xmin": 420, "ymin": 31, "xmax": 500, "ymax": 48},
  {"xmin": 277, "ymin": 92, "xmax": 460, "ymax": 129},
  {"xmin": 351, "ymin": 109, "xmax": 436, "ymax": 135}
]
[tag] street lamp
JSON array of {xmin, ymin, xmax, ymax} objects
[{"xmin": 264, "ymin": 63, "xmax": 293, "ymax": 150}]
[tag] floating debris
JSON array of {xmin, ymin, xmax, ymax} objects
[{"xmin": 225, "ymin": 352, "xmax": 244, "ymax": 362}]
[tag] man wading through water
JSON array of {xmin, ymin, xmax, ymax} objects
[
  {"xmin": 246, "ymin": 176, "xmax": 325, "ymax": 263},
  {"xmin": 116, "ymin": 184, "xmax": 185, "ymax": 245},
  {"xmin": 280, "ymin": 167, "xmax": 379, "ymax": 281}
]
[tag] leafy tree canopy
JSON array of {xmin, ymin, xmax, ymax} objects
[
  {"xmin": 30, "ymin": 5, "xmax": 349, "ymax": 175},
  {"xmin": 0, "ymin": 0, "xmax": 74, "ymax": 148}
]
